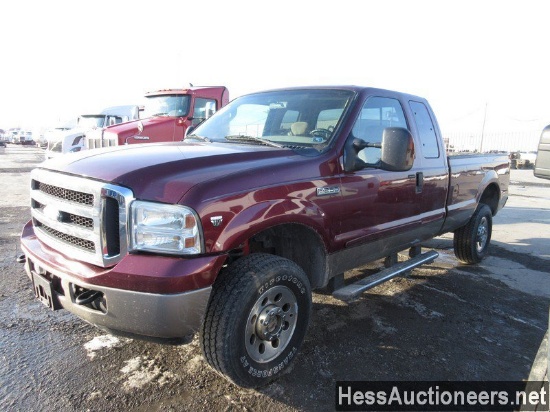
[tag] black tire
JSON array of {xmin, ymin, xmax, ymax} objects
[
  {"xmin": 200, "ymin": 253, "xmax": 311, "ymax": 388},
  {"xmin": 453, "ymin": 204, "xmax": 493, "ymax": 264}
]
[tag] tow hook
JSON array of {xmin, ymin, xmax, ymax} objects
[
  {"xmin": 16, "ymin": 254, "xmax": 26, "ymax": 264},
  {"xmin": 75, "ymin": 290, "xmax": 103, "ymax": 306}
]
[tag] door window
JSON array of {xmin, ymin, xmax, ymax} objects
[
  {"xmin": 192, "ymin": 98, "xmax": 217, "ymax": 126},
  {"xmin": 352, "ymin": 97, "xmax": 408, "ymax": 163}
]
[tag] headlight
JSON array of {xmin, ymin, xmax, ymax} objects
[{"xmin": 129, "ymin": 201, "xmax": 202, "ymax": 255}]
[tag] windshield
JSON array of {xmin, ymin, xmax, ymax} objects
[
  {"xmin": 189, "ymin": 89, "xmax": 354, "ymax": 153},
  {"xmin": 142, "ymin": 94, "xmax": 190, "ymax": 118},
  {"xmin": 79, "ymin": 115, "xmax": 106, "ymax": 129}
]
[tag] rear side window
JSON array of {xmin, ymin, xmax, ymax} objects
[{"xmin": 409, "ymin": 101, "xmax": 440, "ymax": 158}]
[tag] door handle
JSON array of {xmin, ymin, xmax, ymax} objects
[{"xmin": 416, "ymin": 172, "xmax": 424, "ymax": 194}]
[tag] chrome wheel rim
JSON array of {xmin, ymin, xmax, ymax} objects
[
  {"xmin": 476, "ymin": 217, "xmax": 489, "ymax": 253},
  {"xmin": 245, "ymin": 285, "xmax": 297, "ymax": 363}
]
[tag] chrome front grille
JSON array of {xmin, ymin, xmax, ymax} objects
[
  {"xmin": 37, "ymin": 223, "xmax": 95, "ymax": 251},
  {"xmin": 37, "ymin": 182, "xmax": 94, "ymax": 205},
  {"xmin": 30, "ymin": 169, "xmax": 134, "ymax": 267},
  {"xmin": 69, "ymin": 214, "xmax": 94, "ymax": 228}
]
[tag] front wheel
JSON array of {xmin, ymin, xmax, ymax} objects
[
  {"xmin": 200, "ymin": 253, "xmax": 311, "ymax": 388},
  {"xmin": 453, "ymin": 204, "xmax": 493, "ymax": 264}
]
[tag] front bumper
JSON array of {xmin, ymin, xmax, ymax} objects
[{"xmin": 20, "ymin": 221, "xmax": 227, "ymax": 339}]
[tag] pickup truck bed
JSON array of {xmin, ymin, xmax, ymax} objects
[{"xmin": 444, "ymin": 153, "xmax": 509, "ymax": 233}]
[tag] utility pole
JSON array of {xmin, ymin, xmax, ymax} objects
[{"xmin": 479, "ymin": 102, "xmax": 488, "ymax": 153}]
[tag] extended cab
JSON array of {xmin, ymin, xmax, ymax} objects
[
  {"xmin": 20, "ymin": 86, "xmax": 509, "ymax": 388},
  {"xmin": 86, "ymin": 86, "xmax": 229, "ymax": 149}
]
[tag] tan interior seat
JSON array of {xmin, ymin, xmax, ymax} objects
[{"xmin": 290, "ymin": 122, "xmax": 308, "ymax": 136}]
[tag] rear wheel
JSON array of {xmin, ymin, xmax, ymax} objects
[
  {"xmin": 453, "ymin": 204, "xmax": 493, "ymax": 264},
  {"xmin": 200, "ymin": 253, "xmax": 311, "ymax": 388}
]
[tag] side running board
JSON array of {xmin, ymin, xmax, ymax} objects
[{"xmin": 332, "ymin": 250, "xmax": 439, "ymax": 302}]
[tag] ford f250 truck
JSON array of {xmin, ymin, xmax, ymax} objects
[
  {"xmin": 85, "ymin": 86, "xmax": 229, "ymax": 149},
  {"xmin": 20, "ymin": 86, "xmax": 509, "ymax": 388}
]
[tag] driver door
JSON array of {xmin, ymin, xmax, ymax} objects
[{"xmin": 337, "ymin": 96, "xmax": 423, "ymax": 256}]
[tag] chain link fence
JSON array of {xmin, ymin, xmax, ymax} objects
[{"xmin": 444, "ymin": 130, "xmax": 541, "ymax": 153}]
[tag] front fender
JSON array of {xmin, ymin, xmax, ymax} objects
[{"xmin": 203, "ymin": 198, "xmax": 330, "ymax": 253}]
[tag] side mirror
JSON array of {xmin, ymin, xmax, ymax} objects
[
  {"xmin": 344, "ymin": 127, "xmax": 414, "ymax": 172},
  {"xmin": 379, "ymin": 127, "xmax": 415, "ymax": 171},
  {"xmin": 344, "ymin": 137, "xmax": 374, "ymax": 171}
]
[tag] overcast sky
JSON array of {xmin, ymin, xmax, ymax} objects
[{"xmin": 1, "ymin": 0, "xmax": 549, "ymax": 144}]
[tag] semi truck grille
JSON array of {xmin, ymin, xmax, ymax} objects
[
  {"xmin": 30, "ymin": 169, "xmax": 134, "ymax": 267},
  {"xmin": 86, "ymin": 135, "xmax": 118, "ymax": 149}
]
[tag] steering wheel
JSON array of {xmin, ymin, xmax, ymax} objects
[{"xmin": 309, "ymin": 128, "xmax": 332, "ymax": 140}]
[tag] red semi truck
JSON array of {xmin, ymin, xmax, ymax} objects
[
  {"xmin": 20, "ymin": 86, "xmax": 509, "ymax": 387},
  {"xmin": 86, "ymin": 86, "xmax": 229, "ymax": 149}
]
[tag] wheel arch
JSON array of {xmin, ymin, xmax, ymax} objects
[
  {"xmin": 207, "ymin": 199, "xmax": 331, "ymax": 289},
  {"xmin": 247, "ymin": 223, "xmax": 328, "ymax": 290},
  {"xmin": 479, "ymin": 182, "xmax": 500, "ymax": 215}
]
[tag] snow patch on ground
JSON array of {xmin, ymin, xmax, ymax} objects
[
  {"xmin": 120, "ymin": 356, "xmax": 175, "ymax": 391},
  {"xmin": 84, "ymin": 335, "xmax": 130, "ymax": 360}
]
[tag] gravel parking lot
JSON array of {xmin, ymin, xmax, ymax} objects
[{"xmin": 1, "ymin": 145, "xmax": 548, "ymax": 411}]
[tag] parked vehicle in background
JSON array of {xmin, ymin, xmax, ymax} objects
[
  {"xmin": 9, "ymin": 130, "xmax": 34, "ymax": 145},
  {"xmin": 6, "ymin": 128, "xmax": 20, "ymax": 144},
  {"xmin": 86, "ymin": 86, "xmax": 229, "ymax": 149},
  {"xmin": 510, "ymin": 150, "xmax": 537, "ymax": 169},
  {"xmin": 46, "ymin": 105, "xmax": 140, "ymax": 159},
  {"xmin": 534, "ymin": 125, "xmax": 550, "ymax": 179},
  {"xmin": 20, "ymin": 86, "xmax": 509, "ymax": 388},
  {"xmin": 19, "ymin": 131, "xmax": 35, "ymax": 145},
  {"xmin": 43, "ymin": 120, "xmax": 76, "ymax": 151}
]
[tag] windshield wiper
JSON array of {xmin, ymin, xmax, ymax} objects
[
  {"xmin": 152, "ymin": 112, "xmax": 169, "ymax": 117},
  {"xmin": 186, "ymin": 134, "xmax": 211, "ymax": 142},
  {"xmin": 224, "ymin": 135, "xmax": 283, "ymax": 148}
]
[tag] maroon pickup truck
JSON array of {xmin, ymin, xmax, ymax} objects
[{"xmin": 20, "ymin": 86, "xmax": 509, "ymax": 387}]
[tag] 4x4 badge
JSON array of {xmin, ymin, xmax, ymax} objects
[
  {"xmin": 317, "ymin": 186, "xmax": 340, "ymax": 196},
  {"xmin": 211, "ymin": 216, "xmax": 223, "ymax": 227}
]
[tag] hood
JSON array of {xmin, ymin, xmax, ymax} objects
[
  {"xmin": 104, "ymin": 116, "xmax": 176, "ymax": 138},
  {"xmin": 39, "ymin": 142, "xmax": 297, "ymax": 204}
]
